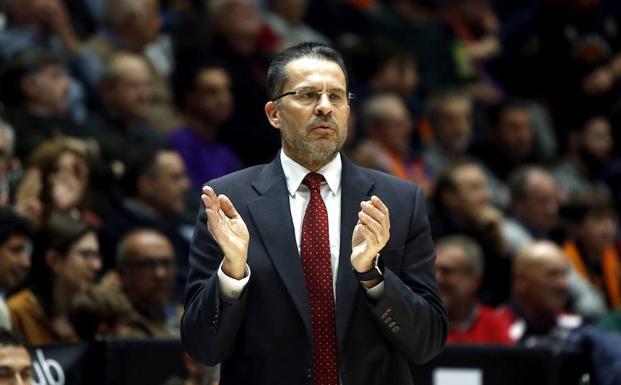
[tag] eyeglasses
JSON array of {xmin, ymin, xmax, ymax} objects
[{"xmin": 272, "ymin": 88, "xmax": 354, "ymax": 106}]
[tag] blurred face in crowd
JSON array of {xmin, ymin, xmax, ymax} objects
[
  {"xmin": 120, "ymin": 231, "xmax": 175, "ymax": 312},
  {"xmin": 514, "ymin": 243, "xmax": 569, "ymax": 318},
  {"xmin": 513, "ymin": 170, "xmax": 559, "ymax": 235},
  {"xmin": 132, "ymin": 0, "xmax": 161, "ymax": 49},
  {"xmin": 270, "ymin": 0, "xmax": 308, "ymax": 25},
  {"xmin": 432, "ymin": 97, "xmax": 472, "ymax": 155},
  {"xmin": 495, "ymin": 107, "xmax": 533, "ymax": 163},
  {"xmin": 0, "ymin": 345, "xmax": 32, "ymax": 385},
  {"xmin": 372, "ymin": 57, "xmax": 419, "ymax": 99},
  {"xmin": 103, "ymin": 55, "xmax": 153, "ymax": 121},
  {"xmin": 371, "ymin": 95, "xmax": 413, "ymax": 157},
  {"xmin": 435, "ymin": 244, "xmax": 480, "ymax": 314},
  {"xmin": 141, "ymin": 151, "xmax": 190, "ymax": 216},
  {"xmin": 0, "ymin": 134, "xmax": 10, "ymax": 182},
  {"xmin": 0, "ymin": 234, "xmax": 32, "ymax": 292},
  {"xmin": 188, "ymin": 68, "xmax": 234, "ymax": 126},
  {"xmin": 265, "ymin": 57, "xmax": 350, "ymax": 170},
  {"xmin": 50, "ymin": 232, "xmax": 102, "ymax": 292},
  {"xmin": 580, "ymin": 117, "xmax": 612, "ymax": 163},
  {"xmin": 575, "ymin": 213, "xmax": 617, "ymax": 258},
  {"xmin": 445, "ymin": 164, "xmax": 491, "ymax": 220},
  {"xmin": 212, "ymin": 0, "xmax": 261, "ymax": 55},
  {"xmin": 22, "ymin": 63, "xmax": 70, "ymax": 116}
]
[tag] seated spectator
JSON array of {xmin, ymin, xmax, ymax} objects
[
  {"xmin": 497, "ymin": 241, "xmax": 582, "ymax": 346},
  {"xmin": 117, "ymin": 229, "xmax": 178, "ymax": 337},
  {"xmin": 562, "ymin": 194, "xmax": 620, "ymax": 311},
  {"xmin": 553, "ymin": 115, "xmax": 614, "ymax": 199},
  {"xmin": 8, "ymin": 216, "xmax": 102, "ymax": 344},
  {"xmin": 68, "ymin": 284, "xmax": 134, "ymax": 339},
  {"xmin": 0, "ymin": 48, "xmax": 80, "ymax": 161},
  {"xmin": 0, "ymin": 209, "xmax": 34, "ymax": 330},
  {"xmin": 87, "ymin": 52, "xmax": 163, "ymax": 174},
  {"xmin": 14, "ymin": 139, "xmax": 99, "ymax": 228},
  {"xmin": 98, "ymin": 146, "xmax": 192, "ymax": 294},
  {"xmin": 162, "ymin": 353, "xmax": 219, "ymax": 385},
  {"xmin": 502, "ymin": 166, "xmax": 561, "ymax": 256},
  {"xmin": 168, "ymin": 65, "xmax": 240, "ymax": 190},
  {"xmin": 0, "ymin": 328, "xmax": 32, "ymax": 385},
  {"xmin": 352, "ymin": 93, "xmax": 432, "ymax": 196},
  {"xmin": 430, "ymin": 160, "xmax": 510, "ymax": 305},
  {"xmin": 84, "ymin": 0, "xmax": 182, "ymax": 133},
  {"xmin": 263, "ymin": 0, "xmax": 330, "ymax": 49},
  {"xmin": 0, "ymin": 121, "xmax": 19, "ymax": 206},
  {"xmin": 423, "ymin": 90, "xmax": 473, "ymax": 177},
  {"xmin": 435, "ymin": 235, "xmax": 513, "ymax": 345}
]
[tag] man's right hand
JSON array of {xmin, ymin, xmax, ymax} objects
[{"xmin": 202, "ymin": 186, "xmax": 249, "ymax": 279}]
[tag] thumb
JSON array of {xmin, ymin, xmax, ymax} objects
[{"xmin": 218, "ymin": 194, "xmax": 239, "ymax": 219}]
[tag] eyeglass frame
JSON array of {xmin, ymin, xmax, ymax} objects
[{"xmin": 272, "ymin": 87, "xmax": 355, "ymax": 106}]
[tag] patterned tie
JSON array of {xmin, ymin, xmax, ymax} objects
[{"xmin": 300, "ymin": 172, "xmax": 339, "ymax": 385}]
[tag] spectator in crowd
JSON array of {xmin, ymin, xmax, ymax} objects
[
  {"xmin": 117, "ymin": 229, "xmax": 178, "ymax": 337},
  {"xmin": 0, "ymin": 209, "xmax": 33, "ymax": 330},
  {"xmin": 502, "ymin": 166, "xmax": 561, "ymax": 256},
  {"xmin": 14, "ymin": 139, "xmax": 99, "ymax": 228},
  {"xmin": 87, "ymin": 52, "xmax": 162, "ymax": 174},
  {"xmin": 562, "ymin": 194, "xmax": 620, "ymax": 311},
  {"xmin": 553, "ymin": 115, "xmax": 615, "ymax": 199},
  {"xmin": 168, "ymin": 65, "xmax": 240, "ymax": 191},
  {"xmin": 436, "ymin": 235, "xmax": 513, "ymax": 345},
  {"xmin": 199, "ymin": 0, "xmax": 281, "ymax": 165},
  {"xmin": 98, "ymin": 146, "xmax": 192, "ymax": 292},
  {"xmin": 0, "ymin": 48, "xmax": 79, "ymax": 161},
  {"xmin": 430, "ymin": 160, "xmax": 510, "ymax": 305},
  {"xmin": 352, "ymin": 93, "xmax": 433, "ymax": 196},
  {"xmin": 68, "ymin": 284, "xmax": 134, "ymax": 340},
  {"xmin": 84, "ymin": 0, "xmax": 182, "ymax": 133},
  {"xmin": 0, "ymin": 121, "xmax": 17, "ymax": 206},
  {"xmin": 0, "ymin": 328, "xmax": 32, "ymax": 385},
  {"xmin": 8, "ymin": 216, "xmax": 102, "ymax": 345},
  {"xmin": 497, "ymin": 241, "xmax": 581, "ymax": 346},
  {"xmin": 263, "ymin": 0, "xmax": 330, "ymax": 49},
  {"xmin": 423, "ymin": 90, "xmax": 473, "ymax": 176}
]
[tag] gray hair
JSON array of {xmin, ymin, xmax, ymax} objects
[
  {"xmin": 508, "ymin": 165, "xmax": 553, "ymax": 202},
  {"xmin": 426, "ymin": 88, "xmax": 471, "ymax": 126},
  {"xmin": 359, "ymin": 93, "xmax": 402, "ymax": 130},
  {"xmin": 436, "ymin": 235, "xmax": 484, "ymax": 275}
]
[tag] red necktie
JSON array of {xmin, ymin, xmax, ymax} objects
[{"xmin": 300, "ymin": 172, "xmax": 339, "ymax": 385}]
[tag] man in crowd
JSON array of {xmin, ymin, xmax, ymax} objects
[
  {"xmin": 435, "ymin": 235, "xmax": 513, "ymax": 345},
  {"xmin": 117, "ymin": 228, "xmax": 178, "ymax": 337},
  {"xmin": 0, "ymin": 328, "xmax": 32, "ymax": 385},
  {"xmin": 0, "ymin": 209, "xmax": 33, "ymax": 330},
  {"xmin": 182, "ymin": 42, "xmax": 447, "ymax": 385}
]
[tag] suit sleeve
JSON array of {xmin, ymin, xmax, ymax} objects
[
  {"xmin": 181, "ymin": 199, "xmax": 250, "ymax": 365},
  {"xmin": 367, "ymin": 187, "xmax": 448, "ymax": 364}
]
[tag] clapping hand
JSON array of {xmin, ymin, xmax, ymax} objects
[
  {"xmin": 202, "ymin": 186, "xmax": 249, "ymax": 279},
  {"xmin": 351, "ymin": 196, "xmax": 390, "ymax": 275}
]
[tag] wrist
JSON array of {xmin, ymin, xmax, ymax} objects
[{"xmin": 222, "ymin": 259, "xmax": 246, "ymax": 280}]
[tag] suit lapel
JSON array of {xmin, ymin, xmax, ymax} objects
[
  {"xmin": 247, "ymin": 156, "xmax": 312, "ymax": 339},
  {"xmin": 336, "ymin": 155, "xmax": 374, "ymax": 350}
]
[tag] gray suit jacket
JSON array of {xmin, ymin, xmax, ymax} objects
[{"xmin": 181, "ymin": 153, "xmax": 447, "ymax": 385}]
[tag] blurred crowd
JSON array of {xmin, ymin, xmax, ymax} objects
[{"xmin": 2, "ymin": 0, "xmax": 621, "ymax": 382}]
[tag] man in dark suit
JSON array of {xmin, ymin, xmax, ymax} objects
[{"xmin": 181, "ymin": 43, "xmax": 447, "ymax": 385}]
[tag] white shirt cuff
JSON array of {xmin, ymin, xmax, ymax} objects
[
  {"xmin": 217, "ymin": 262, "xmax": 251, "ymax": 301},
  {"xmin": 364, "ymin": 281, "xmax": 385, "ymax": 300}
]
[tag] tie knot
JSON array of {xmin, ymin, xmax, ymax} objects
[{"xmin": 302, "ymin": 172, "xmax": 325, "ymax": 191}]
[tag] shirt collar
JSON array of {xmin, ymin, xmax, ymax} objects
[{"xmin": 280, "ymin": 149, "xmax": 342, "ymax": 197}]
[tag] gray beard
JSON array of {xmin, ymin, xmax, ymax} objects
[{"xmin": 281, "ymin": 129, "xmax": 342, "ymax": 169}]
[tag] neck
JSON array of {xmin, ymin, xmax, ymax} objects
[
  {"xmin": 516, "ymin": 297, "xmax": 556, "ymax": 331},
  {"xmin": 448, "ymin": 300, "xmax": 477, "ymax": 330},
  {"xmin": 26, "ymin": 103, "xmax": 55, "ymax": 117},
  {"xmin": 52, "ymin": 279, "xmax": 74, "ymax": 316}
]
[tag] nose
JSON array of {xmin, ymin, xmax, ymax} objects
[
  {"xmin": 91, "ymin": 257, "xmax": 102, "ymax": 273},
  {"xmin": 314, "ymin": 93, "xmax": 334, "ymax": 116}
]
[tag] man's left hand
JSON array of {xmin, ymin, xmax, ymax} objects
[{"xmin": 351, "ymin": 195, "xmax": 390, "ymax": 273}]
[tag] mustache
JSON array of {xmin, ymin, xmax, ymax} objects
[{"xmin": 307, "ymin": 116, "xmax": 337, "ymax": 129}]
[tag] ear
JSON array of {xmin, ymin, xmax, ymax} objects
[{"xmin": 264, "ymin": 101, "xmax": 281, "ymax": 129}]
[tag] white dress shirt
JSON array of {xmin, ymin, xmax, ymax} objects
[{"xmin": 218, "ymin": 150, "xmax": 383, "ymax": 300}]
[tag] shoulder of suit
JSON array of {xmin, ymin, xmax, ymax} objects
[
  {"xmin": 355, "ymin": 164, "xmax": 421, "ymax": 192},
  {"xmin": 202, "ymin": 164, "xmax": 267, "ymax": 189}
]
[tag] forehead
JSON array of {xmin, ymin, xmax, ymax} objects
[
  {"xmin": 283, "ymin": 57, "xmax": 346, "ymax": 90},
  {"xmin": 128, "ymin": 233, "xmax": 174, "ymax": 258},
  {"xmin": 197, "ymin": 68, "xmax": 229, "ymax": 85},
  {"xmin": 436, "ymin": 245, "xmax": 467, "ymax": 265},
  {"xmin": 0, "ymin": 346, "xmax": 31, "ymax": 366}
]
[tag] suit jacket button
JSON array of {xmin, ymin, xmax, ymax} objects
[
  {"xmin": 384, "ymin": 317, "xmax": 392, "ymax": 324},
  {"xmin": 388, "ymin": 321, "xmax": 396, "ymax": 328},
  {"xmin": 306, "ymin": 368, "xmax": 312, "ymax": 378},
  {"xmin": 392, "ymin": 326, "xmax": 400, "ymax": 333}
]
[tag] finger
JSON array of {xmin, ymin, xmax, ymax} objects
[
  {"xmin": 370, "ymin": 196, "xmax": 390, "ymax": 225},
  {"xmin": 361, "ymin": 200, "xmax": 388, "ymax": 229},
  {"xmin": 218, "ymin": 194, "xmax": 240, "ymax": 219},
  {"xmin": 358, "ymin": 223, "xmax": 378, "ymax": 247},
  {"xmin": 202, "ymin": 186, "xmax": 220, "ymax": 211},
  {"xmin": 358, "ymin": 210, "xmax": 383, "ymax": 240}
]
